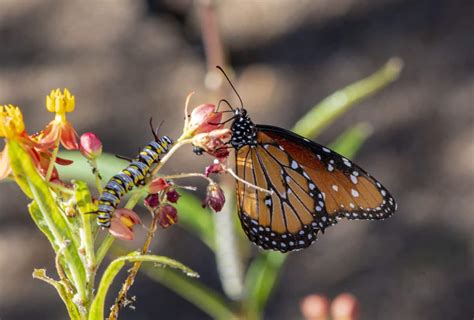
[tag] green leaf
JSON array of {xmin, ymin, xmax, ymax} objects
[
  {"xmin": 292, "ymin": 58, "xmax": 403, "ymax": 138},
  {"xmin": 89, "ymin": 252, "xmax": 199, "ymax": 320},
  {"xmin": 329, "ymin": 122, "xmax": 373, "ymax": 158},
  {"xmin": 243, "ymin": 251, "xmax": 286, "ymax": 319},
  {"xmin": 58, "ymin": 151, "xmax": 129, "ymax": 183},
  {"xmin": 175, "ymin": 192, "xmax": 215, "ymax": 249},
  {"xmin": 8, "ymin": 141, "xmax": 87, "ymax": 303},
  {"xmin": 142, "ymin": 265, "xmax": 236, "ymax": 320},
  {"xmin": 33, "ymin": 269, "xmax": 81, "ymax": 320}
]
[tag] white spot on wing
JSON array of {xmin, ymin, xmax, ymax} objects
[
  {"xmin": 332, "ymin": 185, "xmax": 339, "ymax": 191},
  {"xmin": 350, "ymin": 175, "xmax": 358, "ymax": 184},
  {"xmin": 291, "ymin": 160, "xmax": 298, "ymax": 169},
  {"xmin": 322, "ymin": 147, "xmax": 331, "ymax": 153},
  {"xmin": 328, "ymin": 164, "xmax": 334, "ymax": 171},
  {"xmin": 351, "ymin": 189, "xmax": 360, "ymax": 197}
]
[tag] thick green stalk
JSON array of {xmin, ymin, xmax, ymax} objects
[{"xmin": 292, "ymin": 58, "xmax": 403, "ymax": 138}]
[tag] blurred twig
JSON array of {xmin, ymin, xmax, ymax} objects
[
  {"xmin": 198, "ymin": 0, "xmax": 245, "ymax": 301},
  {"xmin": 293, "ymin": 58, "xmax": 403, "ymax": 139}
]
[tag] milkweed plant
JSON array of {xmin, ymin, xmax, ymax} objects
[{"xmin": 0, "ymin": 59, "xmax": 401, "ymax": 320}]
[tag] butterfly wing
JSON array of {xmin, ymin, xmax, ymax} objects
[{"xmin": 235, "ymin": 125, "xmax": 396, "ymax": 252}]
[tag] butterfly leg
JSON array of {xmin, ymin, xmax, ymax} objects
[{"xmin": 225, "ymin": 167, "xmax": 273, "ymax": 195}]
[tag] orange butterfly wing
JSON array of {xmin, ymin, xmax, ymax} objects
[{"xmin": 235, "ymin": 125, "xmax": 396, "ymax": 252}]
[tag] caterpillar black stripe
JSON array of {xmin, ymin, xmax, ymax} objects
[{"xmin": 97, "ymin": 136, "xmax": 173, "ymax": 228}]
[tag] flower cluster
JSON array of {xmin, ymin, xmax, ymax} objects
[
  {"xmin": 146, "ymin": 178, "xmax": 181, "ymax": 230},
  {"xmin": 2, "ymin": 89, "xmax": 231, "ymax": 243},
  {"xmin": 0, "ymin": 89, "xmax": 80, "ymax": 183}
]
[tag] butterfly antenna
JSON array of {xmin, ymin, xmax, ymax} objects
[
  {"xmin": 217, "ymin": 98, "xmax": 235, "ymax": 112},
  {"xmin": 216, "ymin": 66, "xmax": 244, "ymax": 109}
]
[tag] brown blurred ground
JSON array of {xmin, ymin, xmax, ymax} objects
[{"xmin": 0, "ymin": 0, "xmax": 473, "ymax": 319}]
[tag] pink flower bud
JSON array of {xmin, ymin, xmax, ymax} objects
[
  {"xmin": 166, "ymin": 189, "xmax": 180, "ymax": 203},
  {"xmin": 187, "ymin": 104, "xmax": 223, "ymax": 135},
  {"xmin": 300, "ymin": 294, "xmax": 330, "ymax": 320},
  {"xmin": 156, "ymin": 204, "xmax": 178, "ymax": 228},
  {"xmin": 205, "ymin": 161, "xmax": 225, "ymax": 177},
  {"xmin": 204, "ymin": 183, "xmax": 226, "ymax": 212},
  {"xmin": 80, "ymin": 132, "xmax": 102, "ymax": 160},
  {"xmin": 144, "ymin": 193, "xmax": 160, "ymax": 208},
  {"xmin": 149, "ymin": 178, "xmax": 171, "ymax": 194},
  {"xmin": 109, "ymin": 208, "xmax": 142, "ymax": 240},
  {"xmin": 330, "ymin": 293, "xmax": 359, "ymax": 320}
]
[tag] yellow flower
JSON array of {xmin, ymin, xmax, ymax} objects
[
  {"xmin": 46, "ymin": 88, "xmax": 75, "ymax": 115},
  {"xmin": 36, "ymin": 88, "xmax": 78, "ymax": 150},
  {"xmin": 0, "ymin": 105, "xmax": 26, "ymax": 139}
]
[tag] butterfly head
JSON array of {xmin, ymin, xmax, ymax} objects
[{"xmin": 230, "ymin": 108, "xmax": 257, "ymax": 149}]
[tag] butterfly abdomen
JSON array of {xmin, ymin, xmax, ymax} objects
[{"xmin": 96, "ymin": 136, "xmax": 173, "ymax": 228}]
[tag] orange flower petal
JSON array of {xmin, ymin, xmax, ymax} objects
[
  {"xmin": 109, "ymin": 217, "xmax": 135, "ymax": 241},
  {"xmin": 36, "ymin": 122, "xmax": 60, "ymax": 146},
  {"xmin": 60, "ymin": 121, "xmax": 79, "ymax": 150},
  {"xmin": 55, "ymin": 156, "xmax": 74, "ymax": 166}
]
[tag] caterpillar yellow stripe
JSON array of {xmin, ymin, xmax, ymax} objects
[{"xmin": 97, "ymin": 136, "xmax": 173, "ymax": 228}]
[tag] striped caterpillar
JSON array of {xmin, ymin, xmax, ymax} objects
[{"xmin": 97, "ymin": 135, "xmax": 173, "ymax": 228}]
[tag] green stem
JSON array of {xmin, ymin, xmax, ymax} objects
[
  {"xmin": 28, "ymin": 182, "xmax": 87, "ymax": 306},
  {"xmin": 91, "ymin": 159, "xmax": 103, "ymax": 194},
  {"xmin": 33, "ymin": 269, "xmax": 83, "ymax": 320},
  {"xmin": 213, "ymin": 184, "xmax": 243, "ymax": 300},
  {"xmin": 142, "ymin": 266, "xmax": 237, "ymax": 320},
  {"xmin": 46, "ymin": 140, "xmax": 60, "ymax": 182},
  {"xmin": 108, "ymin": 208, "xmax": 159, "ymax": 320},
  {"xmin": 80, "ymin": 203, "xmax": 96, "ymax": 298},
  {"xmin": 292, "ymin": 57, "xmax": 403, "ymax": 138},
  {"xmin": 96, "ymin": 234, "xmax": 115, "ymax": 268}
]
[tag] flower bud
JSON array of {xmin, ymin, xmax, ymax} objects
[
  {"xmin": 80, "ymin": 132, "xmax": 102, "ymax": 160},
  {"xmin": 187, "ymin": 104, "xmax": 223, "ymax": 135},
  {"xmin": 205, "ymin": 159, "xmax": 225, "ymax": 177},
  {"xmin": 166, "ymin": 189, "xmax": 180, "ymax": 203},
  {"xmin": 156, "ymin": 204, "xmax": 178, "ymax": 228},
  {"xmin": 300, "ymin": 294, "xmax": 330, "ymax": 320},
  {"xmin": 330, "ymin": 293, "xmax": 359, "ymax": 320},
  {"xmin": 144, "ymin": 193, "xmax": 160, "ymax": 208},
  {"xmin": 149, "ymin": 178, "xmax": 171, "ymax": 194},
  {"xmin": 109, "ymin": 208, "xmax": 142, "ymax": 240},
  {"xmin": 204, "ymin": 183, "xmax": 226, "ymax": 212}
]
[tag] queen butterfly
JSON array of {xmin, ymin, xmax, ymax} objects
[{"xmin": 201, "ymin": 67, "xmax": 397, "ymax": 253}]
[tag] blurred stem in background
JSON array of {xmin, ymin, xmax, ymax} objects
[{"xmin": 199, "ymin": 0, "xmax": 246, "ymax": 302}]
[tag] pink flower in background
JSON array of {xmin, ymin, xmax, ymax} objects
[
  {"xmin": 300, "ymin": 293, "xmax": 359, "ymax": 320},
  {"xmin": 187, "ymin": 103, "xmax": 223, "ymax": 135}
]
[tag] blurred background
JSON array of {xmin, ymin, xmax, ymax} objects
[{"xmin": 0, "ymin": 0, "xmax": 472, "ymax": 319}]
